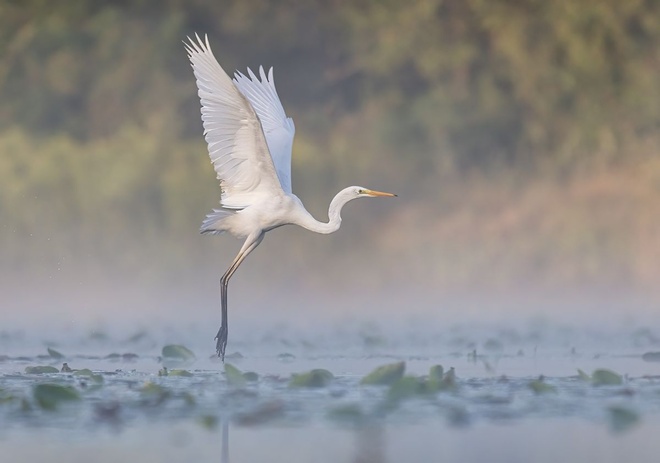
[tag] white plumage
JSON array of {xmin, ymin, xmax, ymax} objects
[{"xmin": 185, "ymin": 34, "xmax": 396, "ymax": 359}]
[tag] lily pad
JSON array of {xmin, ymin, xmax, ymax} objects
[
  {"xmin": 224, "ymin": 363, "xmax": 247, "ymax": 387},
  {"xmin": 577, "ymin": 369, "xmax": 590, "ymax": 381},
  {"xmin": 437, "ymin": 367, "xmax": 458, "ymax": 392},
  {"xmin": 168, "ymin": 369, "xmax": 193, "ymax": 377},
  {"xmin": 73, "ymin": 368, "xmax": 104, "ymax": 383},
  {"xmin": 386, "ymin": 376, "xmax": 425, "ymax": 402},
  {"xmin": 592, "ymin": 369, "xmax": 623, "ymax": 386},
  {"xmin": 429, "ymin": 365, "xmax": 444, "ymax": 382},
  {"xmin": 33, "ymin": 384, "xmax": 80, "ymax": 410},
  {"xmin": 161, "ymin": 345, "xmax": 196, "ymax": 361},
  {"xmin": 289, "ymin": 369, "xmax": 334, "ymax": 388},
  {"xmin": 140, "ymin": 382, "xmax": 170, "ymax": 406},
  {"xmin": 25, "ymin": 366, "xmax": 59, "ymax": 374},
  {"xmin": 360, "ymin": 361, "xmax": 405, "ymax": 386},
  {"xmin": 529, "ymin": 377, "xmax": 557, "ymax": 394}
]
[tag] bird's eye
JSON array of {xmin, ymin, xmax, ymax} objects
[{"xmin": 357, "ymin": 189, "xmax": 363, "ymax": 194}]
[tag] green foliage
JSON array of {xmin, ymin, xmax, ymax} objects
[
  {"xmin": 25, "ymin": 366, "xmax": 59, "ymax": 374},
  {"xmin": 289, "ymin": 369, "xmax": 334, "ymax": 388},
  {"xmin": 224, "ymin": 363, "xmax": 247, "ymax": 388},
  {"xmin": 161, "ymin": 345, "xmax": 196, "ymax": 361},
  {"xmin": 33, "ymin": 383, "xmax": 80, "ymax": 410},
  {"xmin": 360, "ymin": 361, "xmax": 405, "ymax": 386},
  {"xmin": 592, "ymin": 369, "xmax": 623, "ymax": 386},
  {"xmin": 1, "ymin": 1, "xmax": 659, "ymax": 291},
  {"xmin": 529, "ymin": 376, "xmax": 557, "ymax": 394}
]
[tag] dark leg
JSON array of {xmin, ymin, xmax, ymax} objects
[{"xmin": 215, "ymin": 231, "xmax": 265, "ymax": 361}]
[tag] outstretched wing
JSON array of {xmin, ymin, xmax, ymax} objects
[
  {"xmin": 185, "ymin": 34, "xmax": 284, "ymax": 209},
  {"xmin": 233, "ymin": 67, "xmax": 295, "ymax": 194}
]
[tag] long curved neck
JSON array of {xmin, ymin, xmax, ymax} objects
[{"xmin": 296, "ymin": 188, "xmax": 354, "ymax": 235}]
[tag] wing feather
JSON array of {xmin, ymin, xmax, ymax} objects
[
  {"xmin": 185, "ymin": 34, "xmax": 284, "ymax": 209},
  {"xmin": 233, "ymin": 66, "xmax": 295, "ymax": 194}
]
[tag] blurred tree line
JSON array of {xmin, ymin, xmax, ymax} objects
[{"xmin": 1, "ymin": 0, "xmax": 659, "ymax": 288}]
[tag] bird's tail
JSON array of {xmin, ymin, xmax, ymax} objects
[{"xmin": 200, "ymin": 208, "xmax": 235, "ymax": 235}]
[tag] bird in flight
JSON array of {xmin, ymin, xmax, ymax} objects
[{"xmin": 185, "ymin": 34, "xmax": 396, "ymax": 360}]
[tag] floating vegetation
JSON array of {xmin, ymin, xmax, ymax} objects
[
  {"xmin": 1, "ymin": 324, "xmax": 660, "ymax": 443},
  {"xmin": 161, "ymin": 345, "xmax": 196, "ymax": 361},
  {"xmin": 224, "ymin": 363, "xmax": 248, "ymax": 388},
  {"xmin": 577, "ymin": 369, "xmax": 591, "ymax": 381},
  {"xmin": 158, "ymin": 367, "xmax": 193, "ymax": 377},
  {"xmin": 592, "ymin": 369, "xmax": 623, "ymax": 386},
  {"xmin": 33, "ymin": 384, "xmax": 81, "ymax": 410},
  {"xmin": 25, "ymin": 366, "xmax": 59, "ymax": 374},
  {"xmin": 528, "ymin": 376, "xmax": 557, "ymax": 394},
  {"xmin": 360, "ymin": 362, "xmax": 405, "ymax": 386},
  {"xmin": 289, "ymin": 369, "xmax": 334, "ymax": 388}
]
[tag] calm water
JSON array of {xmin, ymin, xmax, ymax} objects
[{"xmin": 1, "ymin": 320, "xmax": 659, "ymax": 462}]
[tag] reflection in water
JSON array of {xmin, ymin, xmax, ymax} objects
[
  {"xmin": 222, "ymin": 419, "xmax": 229, "ymax": 463},
  {"xmin": 219, "ymin": 420, "xmax": 386, "ymax": 463},
  {"xmin": 353, "ymin": 425, "xmax": 387, "ymax": 463}
]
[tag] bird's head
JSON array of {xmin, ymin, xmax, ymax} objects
[{"xmin": 352, "ymin": 186, "xmax": 397, "ymax": 199}]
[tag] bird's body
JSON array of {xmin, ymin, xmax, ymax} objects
[{"xmin": 185, "ymin": 35, "xmax": 395, "ymax": 359}]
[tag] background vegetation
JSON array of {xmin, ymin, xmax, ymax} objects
[{"xmin": 1, "ymin": 0, "xmax": 659, "ymax": 315}]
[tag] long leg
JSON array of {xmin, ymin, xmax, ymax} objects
[{"xmin": 216, "ymin": 231, "xmax": 265, "ymax": 360}]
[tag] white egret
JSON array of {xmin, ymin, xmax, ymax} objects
[{"xmin": 185, "ymin": 34, "xmax": 396, "ymax": 360}]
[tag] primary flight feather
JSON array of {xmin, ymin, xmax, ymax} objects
[{"xmin": 185, "ymin": 34, "xmax": 396, "ymax": 360}]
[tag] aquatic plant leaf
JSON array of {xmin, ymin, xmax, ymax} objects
[
  {"xmin": 642, "ymin": 352, "xmax": 660, "ymax": 362},
  {"xmin": 289, "ymin": 369, "xmax": 334, "ymax": 388},
  {"xmin": 73, "ymin": 368, "xmax": 104, "ymax": 383},
  {"xmin": 139, "ymin": 382, "xmax": 171, "ymax": 406},
  {"xmin": 429, "ymin": 365, "xmax": 444, "ymax": 382},
  {"xmin": 47, "ymin": 348, "xmax": 64, "ymax": 359},
  {"xmin": 224, "ymin": 363, "xmax": 247, "ymax": 387},
  {"xmin": 608, "ymin": 406, "xmax": 640, "ymax": 433},
  {"xmin": 25, "ymin": 366, "xmax": 59, "ymax": 374},
  {"xmin": 161, "ymin": 345, "xmax": 196, "ymax": 361},
  {"xmin": 577, "ymin": 369, "xmax": 590, "ymax": 381},
  {"xmin": 386, "ymin": 376, "xmax": 424, "ymax": 402},
  {"xmin": 168, "ymin": 369, "xmax": 193, "ymax": 377},
  {"xmin": 592, "ymin": 369, "xmax": 623, "ymax": 386},
  {"xmin": 529, "ymin": 377, "xmax": 557, "ymax": 394},
  {"xmin": 360, "ymin": 361, "xmax": 405, "ymax": 385},
  {"xmin": 438, "ymin": 367, "xmax": 458, "ymax": 392},
  {"xmin": 33, "ymin": 384, "xmax": 80, "ymax": 410}
]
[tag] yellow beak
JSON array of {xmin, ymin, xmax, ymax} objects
[{"xmin": 364, "ymin": 189, "xmax": 397, "ymax": 197}]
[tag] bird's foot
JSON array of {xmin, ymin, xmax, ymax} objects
[{"xmin": 215, "ymin": 325, "xmax": 228, "ymax": 361}]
